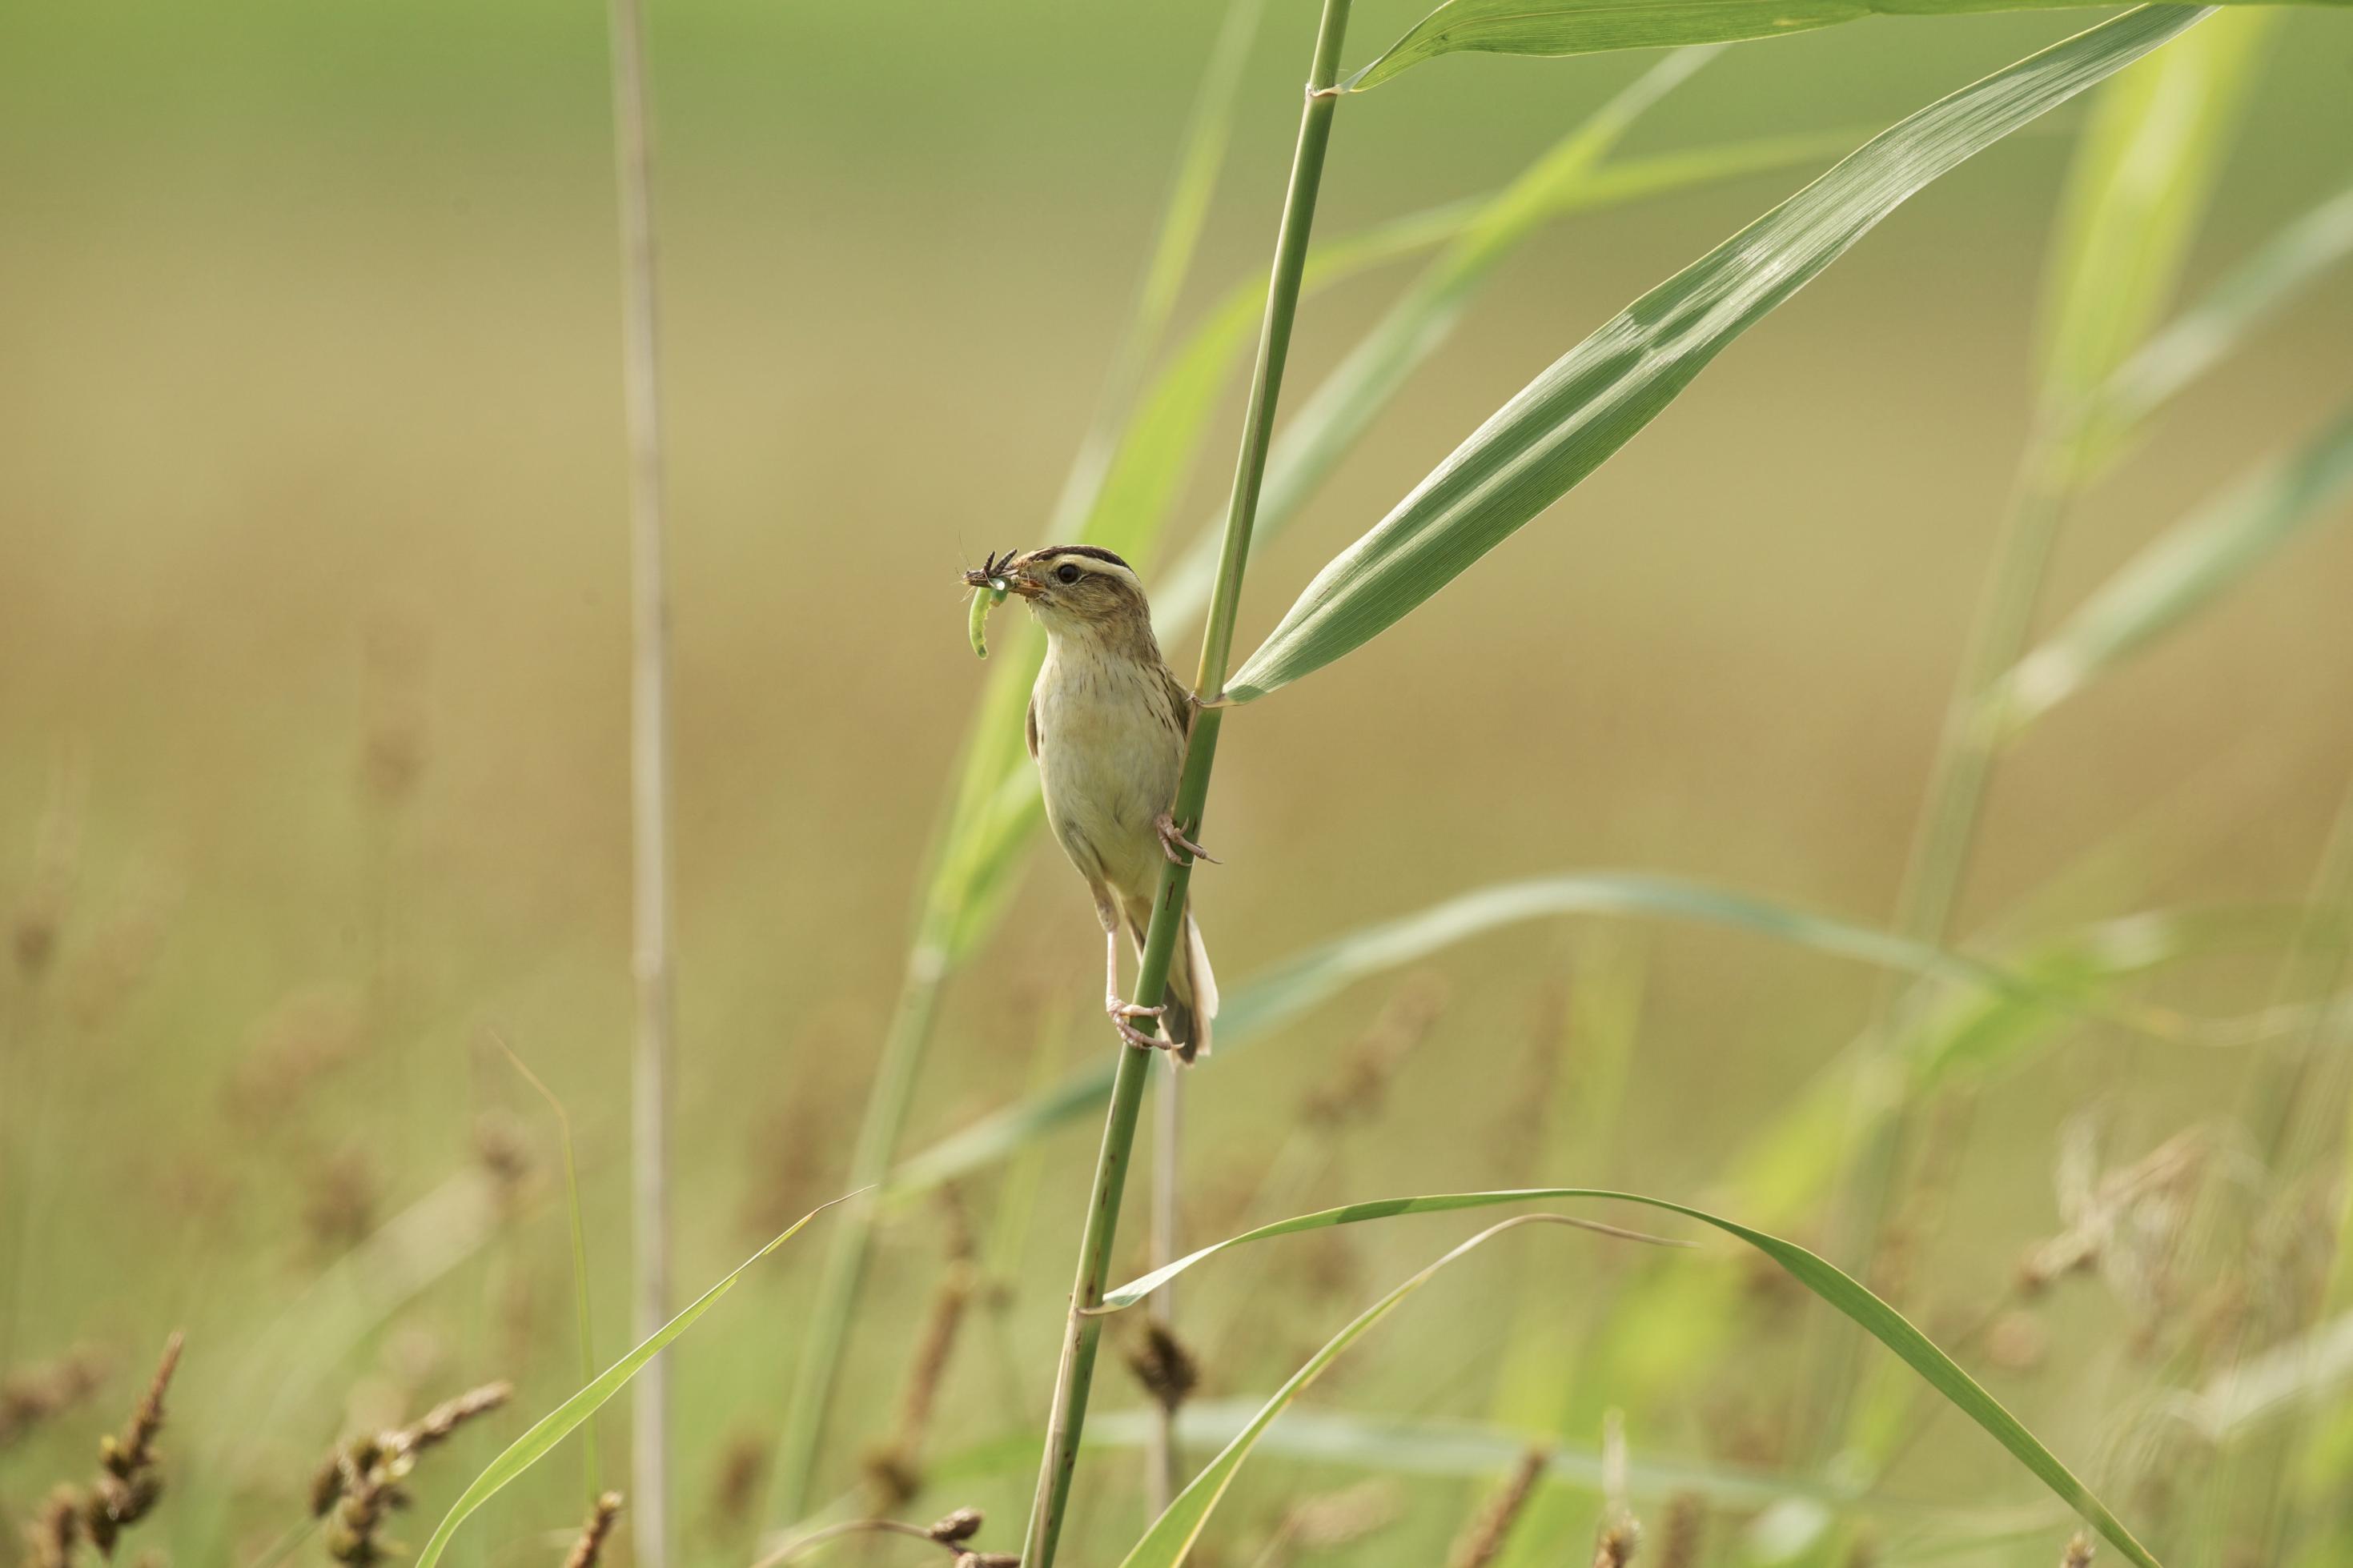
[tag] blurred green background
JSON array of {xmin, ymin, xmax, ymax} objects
[{"xmin": 3, "ymin": 2, "xmax": 2351, "ymax": 1564}]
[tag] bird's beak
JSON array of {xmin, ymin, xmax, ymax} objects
[{"xmin": 1006, "ymin": 572, "xmax": 1046, "ymax": 599}]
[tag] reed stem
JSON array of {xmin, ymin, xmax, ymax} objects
[
  {"xmin": 603, "ymin": 0, "xmax": 673, "ymax": 1558},
  {"xmin": 1146, "ymin": 1055, "xmax": 1183, "ymax": 1513},
  {"xmin": 768, "ymin": 4, "xmax": 1263, "ymax": 1522},
  {"xmin": 1019, "ymin": 6, "xmax": 1352, "ymax": 1565}
]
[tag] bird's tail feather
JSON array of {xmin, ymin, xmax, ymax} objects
[{"xmin": 1126, "ymin": 896, "xmax": 1218, "ymax": 1065}]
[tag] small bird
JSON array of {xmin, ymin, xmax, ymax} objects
[{"xmin": 967, "ymin": 545, "xmax": 1219, "ymax": 1061}]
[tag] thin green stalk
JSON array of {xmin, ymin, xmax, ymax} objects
[
  {"xmin": 604, "ymin": 0, "xmax": 673, "ymax": 1555},
  {"xmin": 767, "ymin": 3, "xmax": 1263, "ymax": 1520},
  {"xmin": 493, "ymin": 1035, "xmax": 603, "ymax": 1506},
  {"xmin": 1020, "ymin": 6, "xmax": 1353, "ymax": 1565}
]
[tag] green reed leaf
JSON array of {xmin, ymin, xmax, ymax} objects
[
  {"xmin": 416, "ymin": 1194, "xmax": 850, "ymax": 1568},
  {"xmin": 885, "ymin": 872, "xmax": 2012, "ymax": 1201},
  {"xmin": 1101, "ymin": 1193, "xmax": 2163, "ymax": 1568},
  {"xmin": 2099, "ymin": 181, "xmax": 2353, "ymax": 450},
  {"xmin": 1984, "ymin": 398, "xmax": 2353, "ymax": 735},
  {"xmin": 1339, "ymin": 0, "xmax": 2329, "ymax": 90},
  {"xmin": 2037, "ymin": 6, "xmax": 2275, "ymax": 463},
  {"xmin": 1152, "ymin": 118, "xmax": 1858, "ymax": 634},
  {"xmin": 1225, "ymin": 6, "xmax": 2211, "ymax": 704}
]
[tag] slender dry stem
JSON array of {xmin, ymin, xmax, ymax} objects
[{"xmin": 601, "ymin": 0, "xmax": 674, "ymax": 1558}]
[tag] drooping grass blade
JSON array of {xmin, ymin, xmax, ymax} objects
[
  {"xmin": 883, "ymin": 871, "xmax": 2023, "ymax": 1201},
  {"xmin": 1100, "ymin": 1194, "xmax": 2165, "ymax": 1568},
  {"xmin": 1340, "ymin": 0, "xmax": 2327, "ymax": 90},
  {"xmin": 2098, "ymin": 182, "xmax": 2353, "ymax": 454},
  {"xmin": 1225, "ymin": 7, "xmax": 2212, "ymax": 704},
  {"xmin": 418, "ymin": 1193, "xmax": 853, "ymax": 1568},
  {"xmin": 1983, "ymin": 399, "xmax": 2353, "ymax": 735}
]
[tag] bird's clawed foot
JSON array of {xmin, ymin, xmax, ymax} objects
[
  {"xmin": 1106, "ymin": 995, "xmax": 1174, "ymax": 1051},
  {"xmin": 1154, "ymin": 811, "xmax": 1219, "ymax": 867}
]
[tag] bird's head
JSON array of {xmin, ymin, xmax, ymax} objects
[{"xmin": 969, "ymin": 545, "xmax": 1153, "ymax": 643}]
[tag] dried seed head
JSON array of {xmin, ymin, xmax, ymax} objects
[
  {"xmin": 708, "ymin": 1430, "xmax": 769, "ymax": 1531},
  {"xmin": 1124, "ymin": 1321, "xmax": 1199, "ymax": 1413},
  {"xmin": 2062, "ymin": 1531, "xmax": 2097, "ymax": 1567},
  {"xmin": 1278, "ymin": 1481, "xmax": 1402, "ymax": 1552},
  {"xmin": 27, "ymin": 1487, "xmax": 82, "ymax": 1568},
  {"xmin": 0, "ymin": 1347, "xmax": 108, "ymax": 1450},
  {"xmin": 927, "ymin": 1508, "xmax": 986, "ymax": 1545},
  {"xmin": 79, "ymin": 1333, "xmax": 183, "ymax": 1558},
  {"xmin": 1655, "ymin": 1494, "xmax": 1702, "ymax": 1568},
  {"xmin": 861, "ymin": 1446, "xmax": 921, "ymax": 1510},
  {"xmin": 1985, "ymin": 1309, "xmax": 2050, "ymax": 1373},
  {"xmin": 1592, "ymin": 1521, "xmax": 1639, "ymax": 1568},
  {"xmin": 1444, "ymin": 1446, "xmax": 1548, "ymax": 1568},
  {"xmin": 400, "ymin": 1382, "xmax": 512, "ymax": 1454},
  {"xmin": 564, "ymin": 1493, "xmax": 624, "ymax": 1568},
  {"xmin": 1301, "ymin": 975, "xmax": 1447, "ymax": 1129}
]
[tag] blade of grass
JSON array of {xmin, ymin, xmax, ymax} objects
[
  {"xmin": 1152, "ymin": 124, "xmax": 1869, "ymax": 636},
  {"xmin": 1982, "ymin": 397, "xmax": 2353, "ymax": 735},
  {"xmin": 417, "ymin": 1193, "xmax": 855, "ymax": 1568},
  {"xmin": 767, "ymin": 0, "xmax": 1269, "ymax": 1522},
  {"xmin": 1104, "ymin": 1201, "xmax": 2162, "ymax": 1568},
  {"xmin": 917, "ymin": 1402, "xmax": 2065, "ymax": 1533},
  {"xmin": 2097, "ymin": 180, "xmax": 2353, "ymax": 465},
  {"xmin": 1338, "ymin": 0, "xmax": 2327, "ymax": 90},
  {"xmin": 882, "ymin": 872, "xmax": 2034, "ymax": 1203},
  {"xmin": 1091, "ymin": 1404, "xmax": 2062, "ymax": 1532},
  {"xmin": 492, "ymin": 1033, "xmax": 602, "ymax": 1506},
  {"xmin": 1225, "ymin": 6, "xmax": 2211, "ymax": 704}
]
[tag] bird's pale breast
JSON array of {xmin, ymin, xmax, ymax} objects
[{"xmin": 1032, "ymin": 644, "xmax": 1184, "ymax": 898}]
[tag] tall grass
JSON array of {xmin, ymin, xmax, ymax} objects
[
  {"xmin": 10, "ymin": 6, "xmax": 2353, "ymax": 1568},
  {"xmin": 600, "ymin": 0, "xmax": 677, "ymax": 1557}
]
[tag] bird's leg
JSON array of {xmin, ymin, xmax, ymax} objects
[
  {"xmin": 1154, "ymin": 811, "xmax": 1219, "ymax": 867},
  {"xmin": 1095, "ymin": 884, "xmax": 1170, "ymax": 1050}
]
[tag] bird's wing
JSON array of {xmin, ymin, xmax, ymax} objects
[
  {"xmin": 1026, "ymin": 692, "xmax": 1041, "ymax": 761},
  {"xmin": 1160, "ymin": 666, "xmax": 1194, "ymax": 740}
]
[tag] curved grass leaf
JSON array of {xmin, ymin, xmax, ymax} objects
[
  {"xmin": 1110, "ymin": 1217, "xmax": 1631, "ymax": 1568},
  {"xmin": 882, "ymin": 872, "xmax": 2008, "ymax": 1201},
  {"xmin": 1099, "ymin": 1192, "xmax": 2163, "ymax": 1568},
  {"xmin": 1339, "ymin": 0, "xmax": 2318, "ymax": 90},
  {"xmin": 1905, "ymin": 904, "xmax": 2317, "ymax": 1086},
  {"xmin": 1151, "ymin": 123, "xmax": 1862, "ymax": 635},
  {"xmin": 1983, "ymin": 397, "xmax": 2353, "ymax": 735},
  {"xmin": 1226, "ymin": 6, "xmax": 2211, "ymax": 704},
  {"xmin": 1096, "ymin": 1403, "xmax": 2054, "ymax": 1524},
  {"xmin": 416, "ymin": 1194, "xmax": 850, "ymax": 1568},
  {"xmin": 2101, "ymin": 181, "xmax": 2353, "ymax": 447},
  {"xmin": 2036, "ymin": 7, "xmax": 2276, "ymax": 463}
]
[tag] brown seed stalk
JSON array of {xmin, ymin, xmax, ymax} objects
[
  {"xmin": 565, "ymin": 1492, "xmax": 625, "ymax": 1568},
  {"xmin": 84, "ymin": 1332, "xmax": 183, "ymax": 1557},
  {"xmin": 1444, "ymin": 1445, "xmax": 1548, "ymax": 1568},
  {"xmin": 26, "ymin": 1487, "xmax": 82, "ymax": 1568},
  {"xmin": 0, "ymin": 1348, "xmax": 108, "ymax": 1450},
  {"xmin": 313, "ymin": 1381, "xmax": 513, "ymax": 1566},
  {"xmin": 1592, "ymin": 1522, "xmax": 1639, "ymax": 1568},
  {"xmin": 1655, "ymin": 1494, "xmax": 1703, "ymax": 1568}
]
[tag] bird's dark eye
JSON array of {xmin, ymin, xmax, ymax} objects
[{"xmin": 1055, "ymin": 563, "xmax": 1082, "ymax": 586}]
